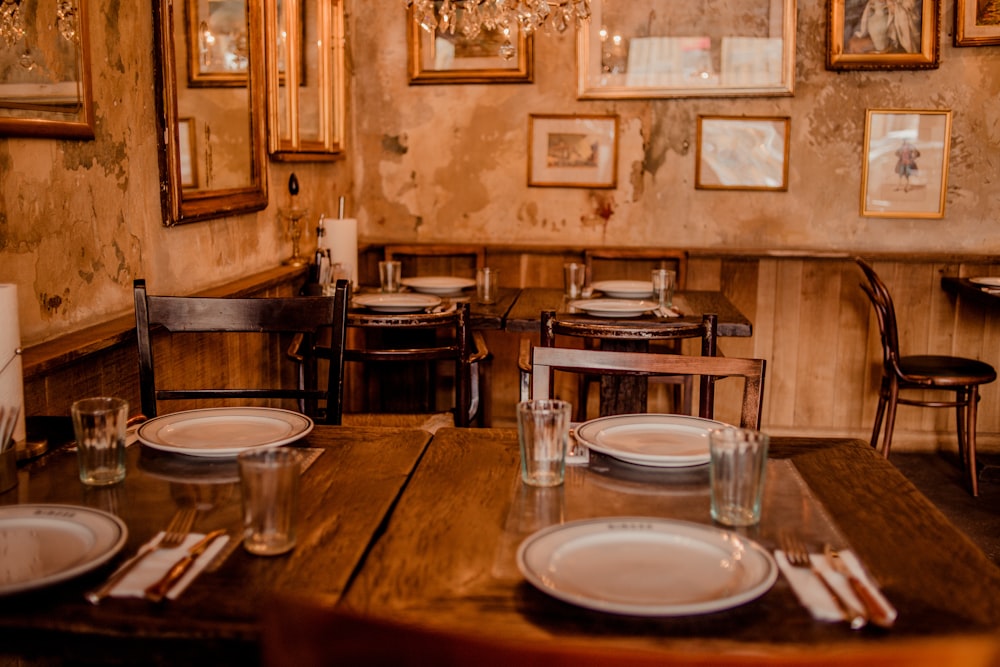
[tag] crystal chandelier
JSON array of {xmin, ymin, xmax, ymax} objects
[{"xmin": 406, "ymin": 0, "xmax": 590, "ymax": 58}]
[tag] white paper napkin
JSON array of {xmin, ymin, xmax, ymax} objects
[
  {"xmin": 775, "ymin": 549, "xmax": 896, "ymax": 624},
  {"xmin": 110, "ymin": 532, "xmax": 230, "ymax": 600}
]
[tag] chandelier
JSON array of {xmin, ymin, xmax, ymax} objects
[{"xmin": 406, "ymin": 1, "xmax": 591, "ymax": 57}]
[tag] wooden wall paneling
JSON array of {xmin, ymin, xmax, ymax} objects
[
  {"xmin": 793, "ymin": 261, "xmax": 845, "ymax": 429},
  {"xmin": 834, "ymin": 260, "xmax": 872, "ymax": 432},
  {"xmin": 753, "ymin": 260, "xmax": 779, "ymax": 430},
  {"xmin": 769, "ymin": 260, "xmax": 805, "ymax": 428},
  {"xmin": 712, "ymin": 259, "xmax": 759, "ymax": 426}
]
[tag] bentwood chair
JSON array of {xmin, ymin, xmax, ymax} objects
[
  {"xmin": 342, "ymin": 302, "xmax": 489, "ymax": 427},
  {"xmin": 133, "ymin": 278, "xmax": 350, "ymax": 424},
  {"xmin": 528, "ymin": 344, "xmax": 764, "ymax": 428},
  {"xmin": 526, "ymin": 310, "xmax": 719, "ymax": 420},
  {"xmin": 856, "ymin": 258, "xmax": 997, "ymax": 496}
]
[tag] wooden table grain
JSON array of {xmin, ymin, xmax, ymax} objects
[
  {"xmin": 0, "ymin": 425, "xmax": 431, "ymax": 666},
  {"xmin": 341, "ymin": 428, "xmax": 1000, "ymax": 655}
]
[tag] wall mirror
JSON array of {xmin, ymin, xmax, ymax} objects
[
  {"xmin": 0, "ymin": 0, "xmax": 95, "ymax": 138},
  {"xmin": 153, "ymin": 0, "xmax": 268, "ymax": 225},
  {"xmin": 577, "ymin": 0, "xmax": 796, "ymax": 99},
  {"xmin": 265, "ymin": 0, "xmax": 346, "ymax": 160}
]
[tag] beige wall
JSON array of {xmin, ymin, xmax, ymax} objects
[{"xmin": 1, "ymin": 0, "xmax": 998, "ymax": 350}]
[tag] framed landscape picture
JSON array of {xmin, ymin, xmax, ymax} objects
[
  {"xmin": 827, "ymin": 0, "xmax": 940, "ymax": 70},
  {"xmin": 528, "ymin": 115, "xmax": 618, "ymax": 189},
  {"xmin": 695, "ymin": 116, "xmax": 791, "ymax": 191},
  {"xmin": 860, "ymin": 109, "xmax": 951, "ymax": 218},
  {"xmin": 954, "ymin": 0, "xmax": 1000, "ymax": 46}
]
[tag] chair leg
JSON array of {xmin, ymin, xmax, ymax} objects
[
  {"xmin": 878, "ymin": 382, "xmax": 900, "ymax": 458},
  {"xmin": 870, "ymin": 383, "xmax": 888, "ymax": 452},
  {"xmin": 965, "ymin": 387, "xmax": 980, "ymax": 497}
]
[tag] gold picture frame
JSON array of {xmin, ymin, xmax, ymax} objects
[
  {"xmin": 860, "ymin": 109, "xmax": 951, "ymax": 219},
  {"xmin": 187, "ymin": 0, "xmax": 251, "ymax": 87},
  {"xmin": 528, "ymin": 114, "xmax": 618, "ymax": 189},
  {"xmin": 827, "ymin": 0, "xmax": 940, "ymax": 70},
  {"xmin": 955, "ymin": 0, "xmax": 1000, "ymax": 46},
  {"xmin": 0, "ymin": 0, "xmax": 95, "ymax": 138},
  {"xmin": 695, "ymin": 116, "xmax": 791, "ymax": 191},
  {"xmin": 576, "ymin": 0, "xmax": 796, "ymax": 99},
  {"xmin": 407, "ymin": 2, "xmax": 533, "ymax": 84},
  {"xmin": 178, "ymin": 118, "xmax": 199, "ymax": 188}
]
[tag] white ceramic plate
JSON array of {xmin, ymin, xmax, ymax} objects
[
  {"xmin": 575, "ymin": 414, "xmax": 726, "ymax": 467},
  {"xmin": 355, "ymin": 293, "xmax": 442, "ymax": 313},
  {"xmin": 0, "ymin": 504, "xmax": 128, "ymax": 596},
  {"xmin": 569, "ymin": 298, "xmax": 658, "ymax": 318},
  {"xmin": 970, "ymin": 277, "xmax": 1000, "ymax": 287},
  {"xmin": 400, "ymin": 276, "xmax": 476, "ymax": 296},
  {"xmin": 517, "ymin": 517, "xmax": 777, "ymax": 616},
  {"xmin": 137, "ymin": 407, "xmax": 313, "ymax": 458},
  {"xmin": 591, "ymin": 280, "xmax": 655, "ymax": 299}
]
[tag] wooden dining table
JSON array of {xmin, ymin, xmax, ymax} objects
[
  {"xmin": 0, "ymin": 425, "xmax": 431, "ymax": 666},
  {"xmin": 941, "ymin": 275, "xmax": 1000, "ymax": 309},
  {"xmin": 340, "ymin": 427, "xmax": 1000, "ymax": 655}
]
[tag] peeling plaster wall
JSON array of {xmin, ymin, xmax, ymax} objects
[
  {"xmin": 353, "ymin": 1, "xmax": 1000, "ymax": 253},
  {"xmin": 0, "ymin": 2, "xmax": 351, "ymax": 346}
]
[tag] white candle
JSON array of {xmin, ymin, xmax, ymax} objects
[
  {"xmin": 0, "ymin": 285, "xmax": 25, "ymax": 450},
  {"xmin": 328, "ymin": 218, "xmax": 358, "ymax": 286}
]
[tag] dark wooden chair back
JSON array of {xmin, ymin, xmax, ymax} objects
[
  {"xmin": 133, "ymin": 278, "xmax": 350, "ymax": 424},
  {"xmin": 344, "ymin": 302, "xmax": 488, "ymax": 426},
  {"xmin": 384, "ymin": 244, "xmax": 485, "ymax": 279},
  {"xmin": 584, "ymin": 248, "xmax": 688, "ymax": 288},
  {"xmin": 530, "ymin": 344, "xmax": 764, "ymax": 429}
]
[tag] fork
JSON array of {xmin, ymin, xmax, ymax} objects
[
  {"xmin": 781, "ymin": 534, "xmax": 867, "ymax": 630},
  {"xmin": 85, "ymin": 506, "xmax": 197, "ymax": 605}
]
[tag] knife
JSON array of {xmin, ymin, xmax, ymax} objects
[
  {"xmin": 144, "ymin": 529, "xmax": 227, "ymax": 603},
  {"xmin": 823, "ymin": 544, "xmax": 896, "ymax": 628}
]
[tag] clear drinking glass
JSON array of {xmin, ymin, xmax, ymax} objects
[
  {"xmin": 651, "ymin": 268, "xmax": 676, "ymax": 309},
  {"xmin": 378, "ymin": 260, "xmax": 402, "ymax": 292},
  {"xmin": 517, "ymin": 399, "xmax": 571, "ymax": 487},
  {"xmin": 476, "ymin": 267, "xmax": 499, "ymax": 304},
  {"xmin": 71, "ymin": 397, "xmax": 129, "ymax": 486},
  {"xmin": 709, "ymin": 427, "xmax": 769, "ymax": 526},
  {"xmin": 563, "ymin": 263, "xmax": 586, "ymax": 299},
  {"xmin": 239, "ymin": 448, "xmax": 300, "ymax": 555}
]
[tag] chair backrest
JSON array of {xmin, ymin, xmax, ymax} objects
[
  {"xmin": 384, "ymin": 244, "xmax": 485, "ymax": 279},
  {"xmin": 344, "ymin": 302, "xmax": 487, "ymax": 426},
  {"xmin": 133, "ymin": 278, "xmax": 350, "ymax": 424},
  {"xmin": 584, "ymin": 248, "xmax": 689, "ymax": 289},
  {"xmin": 855, "ymin": 258, "xmax": 902, "ymax": 373},
  {"xmin": 530, "ymin": 344, "xmax": 764, "ymax": 429}
]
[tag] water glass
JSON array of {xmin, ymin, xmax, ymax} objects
[
  {"xmin": 239, "ymin": 448, "xmax": 300, "ymax": 555},
  {"xmin": 517, "ymin": 399, "xmax": 571, "ymax": 487},
  {"xmin": 651, "ymin": 268, "xmax": 676, "ymax": 308},
  {"xmin": 709, "ymin": 427, "xmax": 769, "ymax": 527},
  {"xmin": 378, "ymin": 260, "xmax": 402, "ymax": 292},
  {"xmin": 476, "ymin": 267, "xmax": 500, "ymax": 304},
  {"xmin": 71, "ymin": 397, "xmax": 128, "ymax": 486},
  {"xmin": 563, "ymin": 262, "xmax": 586, "ymax": 299}
]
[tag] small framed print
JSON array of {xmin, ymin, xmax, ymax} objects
[
  {"xmin": 860, "ymin": 109, "xmax": 951, "ymax": 218},
  {"xmin": 827, "ymin": 0, "xmax": 940, "ymax": 70},
  {"xmin": 955, "ymin": 0, "xmax": 1000, "ymax": 46},
  {"xmin": 178, "ymin": 117, "xmax": 199, "ymax": 189},
  {"xmin": 528, "ymin": 114, "xmax": 619, "ymax": 189},
  {"xmin": 407, "ymin": 2, "xmax": 533, "ymax": 84},
  {"xmin": 695, "ymin": 116, "xmax": 791, "ymax": 191}
]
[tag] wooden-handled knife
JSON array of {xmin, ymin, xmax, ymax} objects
[
  {"xmin": 824, "ymin": 544, "xmax": 896, "ymax": 629},
  {"xmin": 144, "ymin": 529, "xmax": 227, "ymax": 603}
]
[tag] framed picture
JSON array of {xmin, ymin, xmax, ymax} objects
[
  {"xmin": 0, "ymin": 0, "xmax": 95, "ymax": 138},
  {"xmin": 695, "ymin": 116, "xmax": 791, "ymax": 191},
  {"xmin": 407, "ymin": 2, "xmax": 533, "ymax": 84},
  {"xmin": 187, "ymin": 0, "xmax": 251, "ymax": 87},
  {"xmin": 528, "ymin": 115, "xmax": 618, "ymax": 189},
  {"xmin": 955, "ymin": 0, "xmax": 1000, "ymax": 46},
  {"xmin": 178, "ymin": 118, "xmax": 199, "ymax": 188},
  {"xmin": 576, "ymin": 0, "xmax": 796, "ymax": 99},
  {"xmin": 860, "ymin": 109, "xmax": 951, "ymax": 218},
  {"xmin": 827, "ymin": 0, "xmax": 940, "ymax": 70}
]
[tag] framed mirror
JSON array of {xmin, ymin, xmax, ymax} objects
[
  {"xmin": 0, "ymin": 0, "xmax": 95, "ymax": 138},
  {"xmin": 577, "ymin": 0, "xmax": 796, "ymax": 99},
  {"xmin": 265, "ymin": 0, "xmax": 346, "ymax": 160},
  {"xmin": 153, "ymin": 0, "xmax": 268, "ymax": 225}
]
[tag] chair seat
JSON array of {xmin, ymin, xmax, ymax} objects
[{"xmin": 897, "ymin": 355, "xmax": 997, "ymax": 386}]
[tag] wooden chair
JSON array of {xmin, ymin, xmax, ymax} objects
[
  {"xmin": 133, "ymin": 278, "xmax": 350, "ymax": 424},
  {"xmin": 584, "ymin": 247, "xmax": 688, "ymax": 288},
  {"xmin": 343, "ymin": 302, "xmax": 489, "ymax": 427},
  {"xmin": 384, "ymin": 244, "xmax": 485, "ymax": 278},
  {"xmin": 856, "ymin": 258, "xmax": 997, "ymax": 496},
  {"xmin": 261, "ymin": 595, "xmax": 1000, "ymax": 667},
  {"xmin": 529, "ymin": 344, "xmax": 764, "ymax": 428},
  {"xmin": 529, "ymin": 310, "xmax": 719, "ymax": 420}
]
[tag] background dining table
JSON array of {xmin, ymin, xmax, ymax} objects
[
  {"xmin": 340, "ymin": 427, "xmax": 1000, "ymax": 655},
  {"xmin": 0, "ymin": 425, "xmax": 431, "ymax": 665},
  {"xmin": 941, "ymin": 275, "xmax": 1000, "ymax": 310}
]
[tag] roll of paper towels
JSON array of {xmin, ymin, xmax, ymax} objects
[
  {"xmin": 328, "ymin": 218, "xmax": 358, "ymax": 286},
  {"xmin": 0, "ymin": 285, "xmax": 25, "ymax": 449}
]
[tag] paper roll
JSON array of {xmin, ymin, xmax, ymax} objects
[
  {"xmin": 0, "ymin": 285, "xmax": 25, "ymax": 451},
  {"xmin": 328, "ymin": 218, "xmax": 359, "ymax": 286}
]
